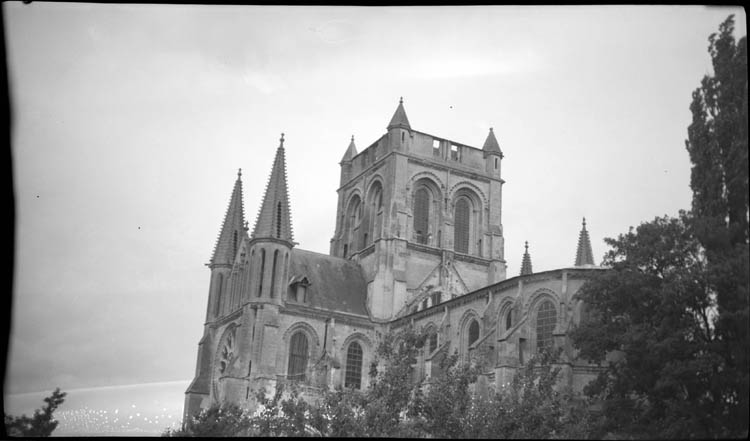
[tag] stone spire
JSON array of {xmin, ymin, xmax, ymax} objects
[
  {"xmin": 520, "ymin": 241, "xmax": 533, "ymax": 276},
  {"xmin": 575, "ymin": 217, "xmax": 595, "ymax": 266},
  {"xmin": 482, "ymin": 127, "xmax": 503, "ymax": 156},
  {"xmin": 252, "ymin": 133, "xmax": 294, "ymax": 243},
  {"xmin": 210, "ymin": 169, "xmax": 246, "ymax": 265},
  {"xmin": 341, "ymin": 135, "xmax": 358, "ymax": 163},
  {"xmin": 387, "ymin": 96, "xmax": 411, "ymax": 130}
]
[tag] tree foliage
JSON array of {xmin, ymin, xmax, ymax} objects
[
  {"xmin": 3, "ymin": 388, "xmax": 67, "ymax": 437},
  {"xmin": 168, "ymin": 327, "xmax": 596, "ymax": 438},
  {"xmin": 685, "ymin": 14, "xmax": 749, "ymax": 435},
  {"xmin": 570, "ymin": 15, "xmax": 748, "ymax": 439}
]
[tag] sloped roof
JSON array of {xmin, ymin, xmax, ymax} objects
[
  {"xmin": 482, "ymin": 127, "xmax": 502, "ymax": 155},
  {"xmin": 340, "ymin": 136, "xmax": 358, "ymax": 163},
  {"xmin": 387, "ymin": 97, "xmax": 411, "ymax": 130},
  {"xmin": 289, "ymin": 249, "xmax": 368, "ymax": 316},
  {"xmin": 210, "ymin": 170, "xmax": 247, "ymax": 265},
  {"xmin": 252, "ymin": 134, "xmax": 294, "ymax": 242}
]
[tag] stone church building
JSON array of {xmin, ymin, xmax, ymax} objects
[{"xmin": 184, "ymin": 99, "xmax": 604, "ymax": 419}]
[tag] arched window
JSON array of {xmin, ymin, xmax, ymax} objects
[
  {"xmin": 428, "ymin": 332, "xmax": 438, "ymax": 354},
  {"xmin": 413, "ymin": 188, "xmax": 430, "ymax": 244},
  {"xmin": 505, "ymin": 309, "xmax": 512, "ymax": 331},
  {"xmin": 468, "ymin": 320, "xmax": 480, "ymax": 346},
  {"xmin": 288, "ymin": 332, "xmax": 309, "ymax": 381},
  {"xmin": 366, "ymin": 182, "xmax": 383, "ymax": 245},
  {"xmin": 454, "ymin": 198, "xmax": 470, "ymax": 253},
  {"xmin": 536, "ymin": 300, "xmax": 556, "ymax": 353},
  {"xmin": 345, "ymin": 342, "xmax": 364, "ymax": 389},
  {"xmin": 257, "ymin": 249, "xmax": 265, "ymax": 297},
  {"xmin": 345, "ymin": 196, "xmax": 363, "ymax": 253}
]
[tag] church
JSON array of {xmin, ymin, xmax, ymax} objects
[{"xmin": 184, "ymin": 99, "xmax": 605, "ymax": 419}]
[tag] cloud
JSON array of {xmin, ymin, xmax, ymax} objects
[
  {"xmin": 241, "ymin": 70, "xmax": 288, "ymax": 95},
  {"xmin": 404, "ymin": 51, "xmax": 544, "ymax": 80}
]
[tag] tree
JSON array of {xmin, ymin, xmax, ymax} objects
[
  {"xmin": 685, "ymin": 13, "xmax": 748, "ymax": 436},
  {"xmin": 162, "ymin": 402, "xmax": 250, "ymax": 437},
  {"xmin": 570, "ymin": 15, "xmax": 748, "ymax": 439},
  {"xmin": 570, "ymin": 214, "xmax": 728, "ymax": 438},
  {"xmin": 4, "ymin": 388, "xmax": 67, "ymax": 437}
]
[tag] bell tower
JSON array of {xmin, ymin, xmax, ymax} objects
[{"xmin": 330, "ymin": 99, "xmax": 507, "ymax": 320}]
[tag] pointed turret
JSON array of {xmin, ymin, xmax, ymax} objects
[
  {"xmin": 520, "ymin": 241, "xmax": 533, "ymax": 276},
  {"xmin": 210, "ymin": 169, "xmax": 247, "ymax": 266},
  {"xmin": 252, "ymin": 133, "xmax": 294, "ymax": 243},
  {"xmin": 482, "ymin": 127, "xmax": 503, "ymax": 156},
  {"xmin": 575, "ymin": 217, "xmax": 595, "ymax": 266},
  {"xmin": 387, "ymin": 97, "xmax": 411, "ymax": 130},
  {"xmin": 341, "ymin": 135, "xmax": 358, "ymax": 163}
]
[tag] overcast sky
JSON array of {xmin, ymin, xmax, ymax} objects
[{"xmin": 4, "ymin": 4, "xmax": 746, "ymax": 397}]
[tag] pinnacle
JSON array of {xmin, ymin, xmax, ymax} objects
[
  {"xmin": 210, "ymin": 172, "xmax": 247, "ymax": 265},
  {"xmin": 520, "ymin": 241, "xmax": 533, "ymax": 276},
  {"xmin": 575, "ymin": 217, "xmax": 595, "ymax": 266},
  {"xmin": 387, "ymin": 97, "xmax": 411, "ymax": 130},
  {"xmin": 482, "ymin": 127, "xmax": 502, "ymax": 155},
  {"xmin": 251, "ymin": 134, "xmax": 295, "ymax": 243},
  {"xmin": 341, "ymin": 135, "xmax": 358, "ymax": 163}
]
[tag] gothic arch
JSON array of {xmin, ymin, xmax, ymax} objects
[
  {"xmin": 496, "ymin": 297, "xmax": 516, "ymax": 333},
  {"xmin": 212, "ymin": 322, "xmax": 240, "ymax": 402},
  {"xmin": 409, "ymin": 171, "xmax": 445, "ymax": 190},
  {"xmin": 458, "ymin": 309, "xmax": 481, "ymax": 359},
  {"xmin": 363, "ymin": 179, "xmax": 385, "ymax": 246},
  {"xmin": 449, "ymin": 185, "xmax": 484, "ymax": 256},
  {"xmin": 524, "ymin": 288, "xmax": 560, "ymax": 315},
  {"xmin": 282, "ymin": 322, "xmax": 321, "ymax": 380},
  {"xmin": 341, "ymin": 333, "xmax": 371, "ymax": 390},
  {"xmin": 282, "ymin": 321, "xmax": 321, "ymax": 349},
  {"xmin": 524, "ymin": 289, "xmax": 560, "ymax": 354},
  {"xmin": 410, "ymin": 177, "xmax": 443, "ymax": 246},
  {"xmin": 422, "ymin": 322, "xmax": 439, "ymax": 355},
  {"xmin": 343, "ymin": 193, "xmax": 364, "ymax": 254},
  {"xmin": 448, "ymin": 181, "xmax": 488, "ymax": 207},
  {"xmin": 341, "ymin": 331, "xmax": 372, "ymax": 351}
]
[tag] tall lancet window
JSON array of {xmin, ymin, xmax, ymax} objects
[
  {"xmin": 366, "ymin": 182, "xmax": 383, "ymax": 246},
  {"xmin": 536, "ymin": 300, "xmax": 556, "ymax": 353},
  {"xmin": 454, "ymin": 198, "xmax": 470, "ymax": 253},
  {"xmin": 414, "ymin": 188, "xmax": 430, "ymax": 245},
  {"xmin": 214, "ymin": 273, "xmax": 224, "ymax": 316},
  {"xmin": 345, "ymin": 342, "xmax": 363, "ymax": 389},
  {"xmin": 257, "ymin": 249, "xmax": 265, "ymax": 297},
  {"xmin": 270, "ymin": 250, "xmax": 279, "ymax": 298},
  {"xmin": 233, "ymin": 231, "xmax": 238, "ymax": 257},
  {"xmin": 288, "ymin": 332, "xmax": 309, "ymax": 381},
  {"xmin": 468, "ymin": 319, "xmax": 480, "ymax": 346}
]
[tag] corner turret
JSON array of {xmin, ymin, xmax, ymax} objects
[
  {"xmin": 387, "ymin": 97, "xmax": 411, "ymax": 151},
  {"xmin": 483, "ymin": 127, "xmax": 503, "ymax": 177}
]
